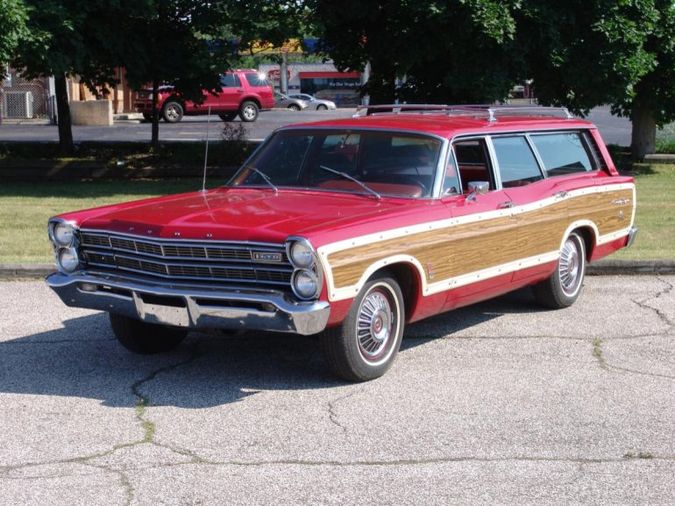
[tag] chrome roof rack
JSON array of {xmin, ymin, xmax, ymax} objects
[{"xmin": 353, "ymin": 104, "xmax": 573, "ymax": 121}]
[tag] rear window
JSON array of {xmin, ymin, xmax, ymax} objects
[
  {"xmin": 245, "ymin": 73, "xmax": 270, "ymax": 87},
  {"xmin": 530, "ymin": 132, "xmax": 593, "ymax": 177}
]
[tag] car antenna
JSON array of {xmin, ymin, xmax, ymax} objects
[{"xmin": 201, "ymin": 105, "xmax": 212, "ymax": 192}]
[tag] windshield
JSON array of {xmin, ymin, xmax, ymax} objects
[{"xmin": 229, "ymin": 129, "xmax": 442, "ymax": 198}]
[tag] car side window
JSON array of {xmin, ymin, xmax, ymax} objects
[
  {"xmin": 491, "ymin": 136, "xmax": 543, "ymax": 188},
  {"xmin": 529, "ymin": 132, "xmax": 594, "ymax": 177},
  {"xmin": 220, "ymin": 73, "xmax": 241, "ymax": 88},
  {"xmin": 245, "ymin": 73, "xmax": 270, "ymax": 87},
  {"xmin": 442, "ymin": 151, "xmax": 461, "ymax": 196},
  {"xmin": 453, "ymin": 138, "xmax": 495, "ymax": 192}
]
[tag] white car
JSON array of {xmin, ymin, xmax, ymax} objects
[{"xmin": 289, "ymin": 93, "xmax": 337, "ymax": 110}]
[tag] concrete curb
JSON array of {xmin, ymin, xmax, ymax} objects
[
  {"xmin": 644, "ymin": 154, "xmax": 675, "ymax": 164},
  {"xmin": 1, "ymin": 260, "xmax": 674, "ymax": 281}
]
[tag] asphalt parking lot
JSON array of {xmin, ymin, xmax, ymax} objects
[
  {"xmin": 0, "ymin": 106, "xmax": 634, "ymax": 145},
  {"xmin": 0, "ymin": 275, "xmax": 673, "ymax": 504}
]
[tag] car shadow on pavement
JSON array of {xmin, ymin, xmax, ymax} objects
[{"xmin": 0, "ymin": 288, "xmax": 544, "ymax": 409}]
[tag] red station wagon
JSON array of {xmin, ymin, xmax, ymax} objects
[
  {"xmin": 47, "ymin": 105, "xmax": 637, "ymax": 381},
  {"xmin": 134, "ymin": 69, "xmax": 275, "ymax": 123}
]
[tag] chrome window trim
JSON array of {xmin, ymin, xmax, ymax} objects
[
  {"xmin": 484, "ymin": 135, "xmax": 503, "ymax": 190},
  {"xmin": 487, "ymin": 133, "xmax": 546, "ymax": 188},
  {"xmin": 227, "ymin": 127, "xmax": 448, "ymax": 200}
]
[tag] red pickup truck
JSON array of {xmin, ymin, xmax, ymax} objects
[{"xmin": 134, "ymin": 69, "xmax": 275, "ymax": 123}]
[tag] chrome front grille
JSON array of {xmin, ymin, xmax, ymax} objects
[{"xmin": 79, "ymin": 231, "xmax": 292, "ymax": 287}]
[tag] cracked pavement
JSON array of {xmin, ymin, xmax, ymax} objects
[{"xmin": 0, "ymin": 276, "xmax": 673, "ymax": 504}]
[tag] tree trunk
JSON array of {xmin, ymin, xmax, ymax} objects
[
  {"xmin": 54, "ymin": 73, "xmax": 74, "ymax": 156},
  {"xmin": 631, "ymin": 98, "xmax": 656, "ymax": 161},
  {"xmin": 151, "ymin": 78, "xmax": 160, "ymax": 150}
]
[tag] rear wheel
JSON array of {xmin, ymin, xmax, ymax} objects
[
  {"xmin": 162, "ymin": 101, "xmax": 184, "ymax": 123},
  {"xmin": 534, "ymin": 231, "xmax": 586, "ymax": 309},
  {"xmin": 321, "ymin": 275, "xmax": 404, "ymax": 381},
  {"xmin": 109, "ymin": 313, "xmax": 187, "ymax": 354},
  {"xmin": 239, "ymin": 101, "xmax": 259, "ymax": 122},
  {"xmin": 288, "ymin": 104, "xmax": 301, "ymax": 111}
]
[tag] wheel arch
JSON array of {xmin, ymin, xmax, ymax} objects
[
  {"xmin": 562, "ymin": 221, "xmax": 598, "ymax": 262},
  {"xmin": 163, "ymin": 95, "xmax": 185, "ymax": 108},
  {"xmin": 240, "ymin": 96, "xmax": 261, "ymax": 109}
]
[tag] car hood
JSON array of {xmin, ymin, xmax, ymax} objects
[{"xmin": 68, "ymin": 187, "xmax": 429, "ymax": 246}]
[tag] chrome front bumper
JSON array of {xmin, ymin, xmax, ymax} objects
[{"xmin": 46, "ymin": 272, "xmax": 330, "ymax": 335}]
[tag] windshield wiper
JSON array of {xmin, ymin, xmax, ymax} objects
[
  {"xmin": 318, "ymin": 165, "xmax": 381, "ymax": 200},
  {"xmin": 247, "ymin": 166, "xmax": 278, "ymax": 194}
]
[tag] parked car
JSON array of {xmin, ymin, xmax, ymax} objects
[
  {"xmin": 46, "ymin": 105, "xmax": 636, "ymax": 382},
  {"xmin": 134, "ymin": 69, "xmax": 275, "ymax": 123},
  {"xmin": 288, "ymin": 93, "xmax": 337, "ymax": 110},
  {"xmin": 274, "ymin": 92, "xmax": 308, "ymax": 111}
]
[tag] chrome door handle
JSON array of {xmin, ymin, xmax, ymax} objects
[{"xmin": 498, "ymin": 201, "xmax": 513, "ymax": 209}]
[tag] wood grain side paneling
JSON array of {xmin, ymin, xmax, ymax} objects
[{"xmin": 327, "ymin": 187, "xmax": 633, "ymax": 291}]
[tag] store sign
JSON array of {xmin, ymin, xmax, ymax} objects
[{"xmin": 267, "ymin": 68, "xmax": 291, "ymax": 81}]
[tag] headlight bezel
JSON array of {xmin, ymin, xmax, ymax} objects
[
  {"xmin": 57, "ymin": 246, "xmax": 80, "ymax": 273},
  {"xmin": 48, "ymin": 218, "xmax": 81, "ymax": 274},
  {"xmin": 291, "ymin": 268, "xmax": 320, "ymax": 300},
  {"xmin": 288, "ymin": 240, "xmax": 314, "ymax": 269},
  {"xmin": 285, "ymin": 237, "xmax": 323, "ymax": 301},
  {"xmin": 49, "ymin": 219, "xmax": 77, "ymax": 247}
]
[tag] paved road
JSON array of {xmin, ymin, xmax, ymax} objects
[
  {"xmin": 0, "ymin": 109, "xmax": 356, "ymax": 144},
  {"xmin": 1, "ymin": 276, "xmax": 673, "ymax": 504},
  {"xmin": 0, "ymin": 106, "xmax": 633, "ymax": 145}
]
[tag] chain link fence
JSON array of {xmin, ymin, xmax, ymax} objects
[{"xmin": 0, "ymin": 70, "xmax": 51, "ymax": 121}]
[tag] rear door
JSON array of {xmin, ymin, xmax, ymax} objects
[
  {"xmin": 488, "ymin": 134, "xmax": 561, "ymax": 282},
  {"xmin": 218, "ymin": 72, "xmax": 244, "ymax": 111}
]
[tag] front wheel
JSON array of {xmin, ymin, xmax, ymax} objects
[
  {"xmin": 162, "ymin": 101, "xmax": 184, "ymax": 123},
  {"xmin": 320, "ymin": 275, "xmax": 405, "ymax": 382},
  {"xmin": 238, "ymin": 101, "xmax": 259, "ymax": 122},
  {"xmin": 109, "ymin": 313, "xmax": 187, "ymax": 354},
  {"xmin": 534, "ymin": 231, "xmax": 586, "ymax": 309},
  {"xmin": 316, "ymin": 104, "xmax": 327, "ymax": 111}
]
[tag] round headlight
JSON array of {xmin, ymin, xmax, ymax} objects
[
  {"xmin": 289, "ymin": 241, "xmax": 314, "ymax": 268},
  {"xmin": 292, "ymin": 269, "xmax": 319, "ymax": 300},
  {"xmin": 57, "ymin": 247, "xmax": 79, "ymax": 273},
  {"xmin": 53, "ymin": 223, "xmax": 75, "ymax": 246}
]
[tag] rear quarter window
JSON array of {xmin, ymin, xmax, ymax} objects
[
  {"xmin": 530, "ymin": 132, "xmax": 594, "ymax": 177},
  {"xmin": 245, "ymin": 73, "xmax": 271, "ymax": 87}
]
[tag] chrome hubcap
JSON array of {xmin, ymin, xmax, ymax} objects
[
  {"xmin": 559, "ymin": 236, "xmax": 582, "ymax": 296},
  {"xmin": 357, "ymin": 289, "xmax": 393, "ymax": 361},
  {"xmin": 242, "ymin": 106, "xmax": 256, "ymax": 120},
  {"xmin": 166, "ymin": 105, "xmax": 179, "ymax": 120}
]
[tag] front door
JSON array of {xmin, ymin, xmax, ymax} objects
[{"xmin": 440, "ymin": 137, "xmax": 521, "ymax": 309}]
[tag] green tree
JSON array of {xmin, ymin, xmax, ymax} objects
[
  {"xmin": 12, "ymin": 1, "xmax": 122, "ymax": 154},
  {"xmin": 311, "ymin": 0, "xmax": 521, "ymax": 104},
  {"xmin": 121, "ymin": 0, "xmax": 305, "ymax": 149},
  {"xmin": 518, "ymin": 0, "xmax": 675, "ymax": 159},
  {"xmin": 0, "ymin": 0, "xmax": 27, "ymax": 75}
]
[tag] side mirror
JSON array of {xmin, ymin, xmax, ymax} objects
[{"xmin": 466, "ymin": 181, "xmax": 489, "ymax": 201}]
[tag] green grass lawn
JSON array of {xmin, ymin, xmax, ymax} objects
[
  {"xmin": 0, "ymin": 179, "xmax": 201, "ymax": 263},
  {"xmin": 0, "ymin": 167, "xmax": 672, "ymax": 264},
  {"xmin": 613, "ymin": 163, "xmax": 675, "ymax": 260}
]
